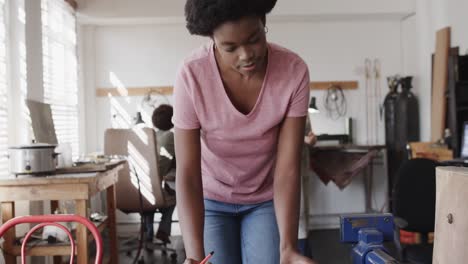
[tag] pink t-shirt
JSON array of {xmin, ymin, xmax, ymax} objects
[{"xmin": 173, "ymin": 42, "xmax": 310, "ymax": 204}]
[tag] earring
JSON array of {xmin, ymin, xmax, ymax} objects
[{"xmin": 264, "ymin": 26, "xmax": 269, "ymax": 34}]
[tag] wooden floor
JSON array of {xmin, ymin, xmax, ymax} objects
[
  {"xmin": 308, "ymin": 229, "xmax": 414, "ymax": 264},
  {"xmin": 0, "ymin": 227, "xmax": 414, "ymax": 263},
  {"xmin": 117, "ymin": 228, "xmax": 412, "ymax": 264},
  {"xmin": 118, "ymin": 235, "xmax": 185, "ymax": 264}
]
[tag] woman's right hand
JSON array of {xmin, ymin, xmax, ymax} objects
[{"xmin": 280, "ymin": 247, "xmax": 318, "ymax": 264}]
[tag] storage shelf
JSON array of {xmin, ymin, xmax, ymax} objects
[
  {"xmin": 0, "ymin": 242, "xmax": 75, "ymax": 256},
  {"xmin": 1, "ymin": 217, "xmax": 108, "ymax": 257}
]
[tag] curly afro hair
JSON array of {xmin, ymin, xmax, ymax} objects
[
  {"xmin": 152, "ymin": 104, "xmax": 174, "ymax": 131},
  {"xmin": 185, "ymin": 0, "xmax": 277, "ymax": 36}
]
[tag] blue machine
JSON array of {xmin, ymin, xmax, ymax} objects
[{"xmin": 340, "ymin": 213, "xmax": 399, "ymax": 264}]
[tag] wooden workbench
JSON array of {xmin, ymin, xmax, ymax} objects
[
  {"xmin": 0, "ymin": 161, "xmax": 124, "ymax": 264},
  {"xmin": 309, "ymin": 144, "xmax": 387, "ymax": 213}
]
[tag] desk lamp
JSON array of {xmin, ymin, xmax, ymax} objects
[{"xmin": 308, "ymin": 96, "xmax": 319, "ymax": 114}]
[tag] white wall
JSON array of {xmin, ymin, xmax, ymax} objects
[
  {"xmin": 269, "ymin": 20, "xmax": 399, "ymax": 226},
  {"xmin": 402, "ymin": 0, "xmax": 468, "ymax": 141},
  {"xmin": 447, "ymin": 0, "xmax": 468, "ymax": 53},
  {"xmin": 80, "ymin": 16, "xmax": 404, "ymax": 227},
  {"xmin": 83, "ymin": 24, "xmax": 205, "ymax": 154},
  {"xmin": 80, "ymin": 24, "xmax": 205, "ymax": 223},
  {"xmin": 86, "ymin": 18, "xmax": 403, "ymax": 150},
  {"xmin": 268, "ymin": 19, "xmax": 402, "ymax": 145}
]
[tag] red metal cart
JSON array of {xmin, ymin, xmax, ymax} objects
[{"xmin": 0, "ymin": 214, "xmax": 103, "ymax": 264}]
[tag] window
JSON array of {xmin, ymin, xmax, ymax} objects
[
  {"xmin": 0, "ymin": 0, "xmax": 9, "ymax": 177},
  {"xmin": 41, "ymin": 0, "xmax": 79, "ymax": 158}
]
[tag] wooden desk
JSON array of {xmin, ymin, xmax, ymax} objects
[
  {"xmin": 313, "ymin": 144, "xmax": 386, "ymax": 152},
  {"xmin": 310, "ymin": 144, "xmax": 387, "ymax": 213},
  {"xmin": 0, "ymin": 162, "xmax": 124, "ymax": 264}
]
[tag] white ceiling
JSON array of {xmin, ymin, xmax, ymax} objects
[
  {"xmin": 76, "ymin": 0, "xmax": 185, "ymax": 18},
  {"xmin": 76, "ymin": 0, "xmax": 416, "ymax": 25}
]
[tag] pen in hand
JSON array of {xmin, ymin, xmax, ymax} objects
[{"xmin": 200, "ymin": 251, "xmax": 214, "ymax": 264}]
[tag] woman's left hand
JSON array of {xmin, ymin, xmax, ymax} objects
[
  {"xmin": 304, "ymin": 131, "xmax": 317, "ymax": 146},
  {"xmin": 280, "ymin": 248, "xmax": 318, "ymax": 264}
]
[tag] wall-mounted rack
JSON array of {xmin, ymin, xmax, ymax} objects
[
  {"xmin": 96, "ymin": 80, "xmax": 358, "ymax": 97},
  {"xmin": 96, "ymin": 86, "xmax": 173, "ymax": 97},
  {"xmin": 309, "ymin": 81, "xmax": 358, "ymax": 90}
]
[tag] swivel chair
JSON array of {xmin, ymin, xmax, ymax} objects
[
  {"xmin": 392, "ymin": 158, "xmax": 438, "ymax": 264},
  {"xmin": 104, "ymin": 127, "xmax": 177, "ymax": 263}
]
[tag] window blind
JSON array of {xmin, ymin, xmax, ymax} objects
[
  {"xmin": 42, "ymin": 0, "xmax": 79, "ymax": 158},
  {"xmin": 0, "ymin": 0, "xmax": 9, "ymax": 177}
]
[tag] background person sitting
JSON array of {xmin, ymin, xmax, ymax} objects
[{"xmin": 144, "ymin": 104, "xmax": 176, "ymax": 244}]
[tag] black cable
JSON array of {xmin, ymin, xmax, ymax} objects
[
  {"xmin": 324, "ymin": 85, "xmax": 347, "ymax": 120},
  {"xmin": 130, "ymin": 163, "xmax": 146, "ymax": 264}
]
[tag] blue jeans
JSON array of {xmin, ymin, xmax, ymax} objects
[{"xmin": 203, "ymin": 199, "xmax": 280, "ymax": 264}]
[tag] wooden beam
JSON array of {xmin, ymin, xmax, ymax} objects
[
  {"xmin": 309, "ymin": 81, "xmax": 358, "ymax": 90},
  {"xmin": 96, "ymin": 86, "xmax": 174, "ymax": 97},
  {"xmin": 96, "ymin": 80, "xmax": 358, "ymax": 97}
]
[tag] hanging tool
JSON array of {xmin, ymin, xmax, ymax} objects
[
  {"xmin": 324, "ymin": 84, "xmax": 347, "ymax": 120},
  {"xmin": 374, "ymin": 58, "xmax": 382, "ymax": 145},
  {"xmin": 365, "ymin": 59, "xmax": 373, "ymax": 145}
]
